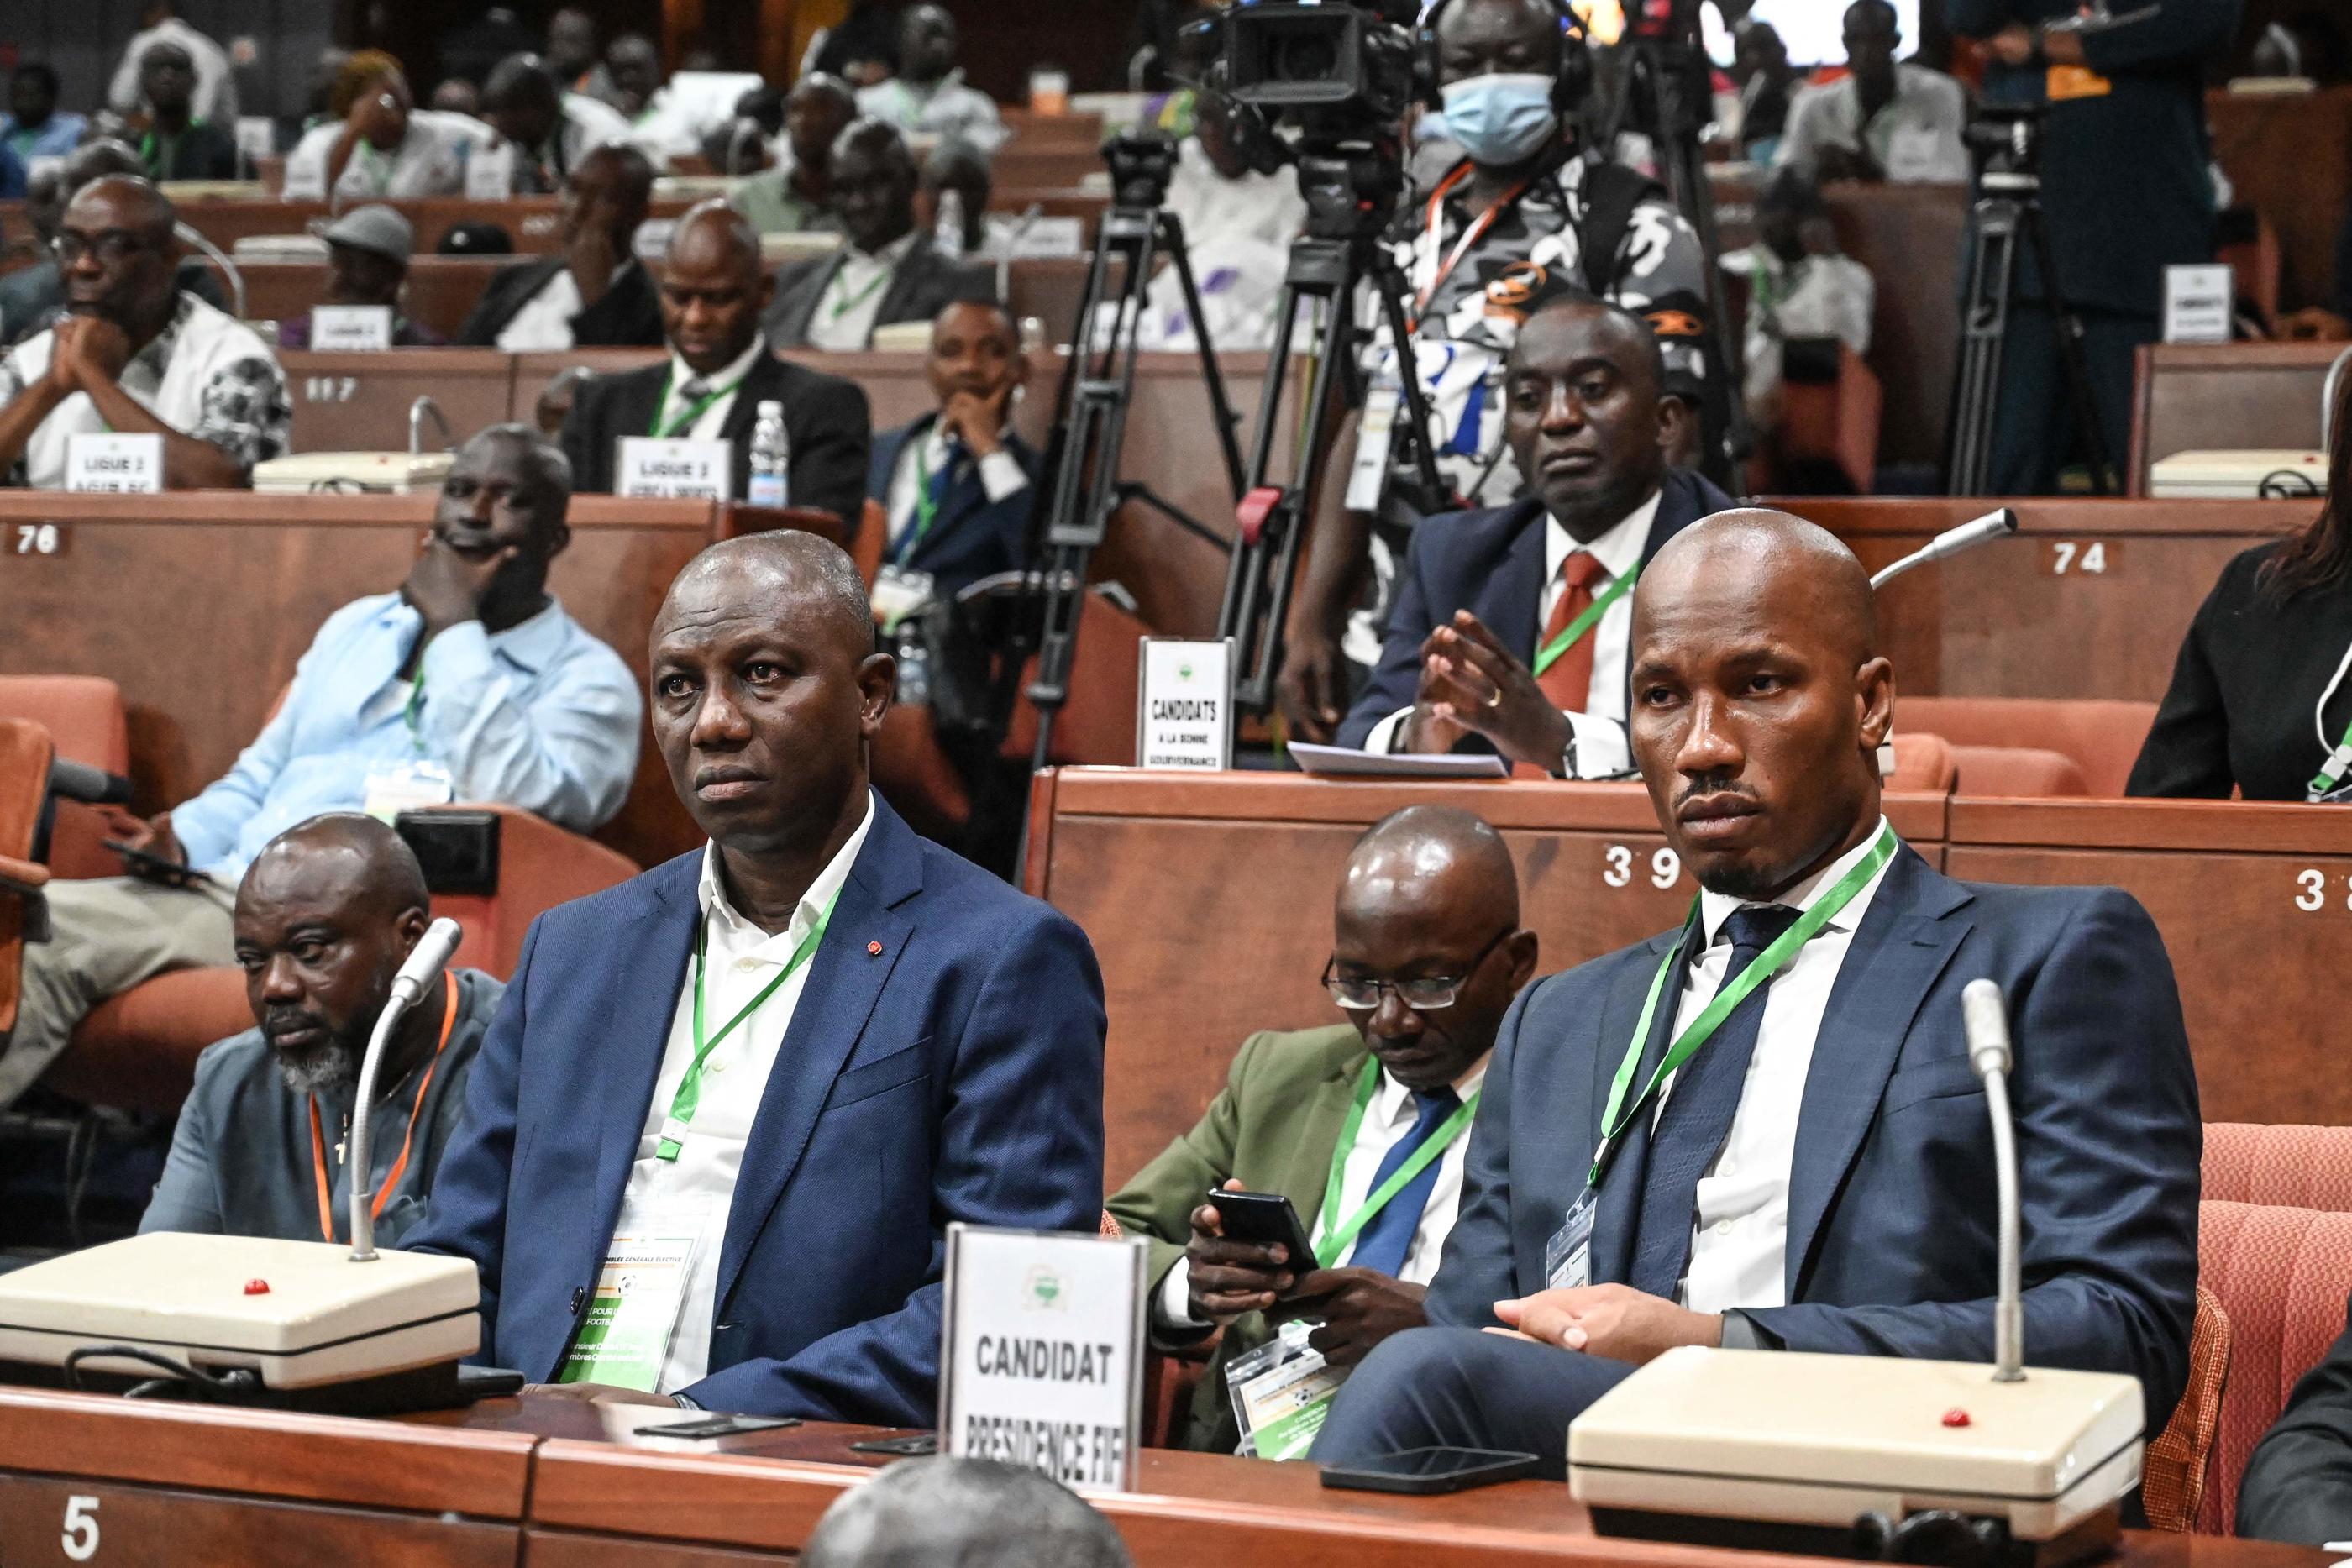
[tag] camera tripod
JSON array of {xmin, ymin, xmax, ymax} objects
[
  {"xmin": 1215, "ymin": 148, "xmax": 1451, "ymax": 716},
  {"xmin": 1945, "ymin": 123, "xmax": 2113, "ymax": 496}
]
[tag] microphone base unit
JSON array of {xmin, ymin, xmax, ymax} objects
[
  {"xmin": 0, "ymin": 1233, "xmax": 480, "ymax": 1409},
  {"xmin": 1569, "ymin": 1346, "xmax": 2140, "ymax": 1557}
]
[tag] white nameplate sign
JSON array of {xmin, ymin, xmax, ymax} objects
[
  {"xmin": 940, "ymin": 1225, "xmax": 1146, "ymax": 1491},
  {"xmin": 65, "ymin": 433, "xmax": 163, "ymax": 494},
  {"xmin": 465, "ymin": 140, "xmax": 517, "ymax": 199},
  {"xmin": 310, "ymin": 304, "xmax": 393, "ymax": 352},
  {"xmin": 2162, "ymin": 264, "xmax": 2233, "ymax": 344},
  {"xmin": 1136, "ymin": 637, "xmax": 1233, "ymax": 771},
  {"xmin": 616, "ymin": 438, "xmax": 733, "ymax": 501}
]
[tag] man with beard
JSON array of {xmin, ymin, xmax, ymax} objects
[{"xmin": 139, "ymin": 815, "xmax": 503, "ymax": 1245}]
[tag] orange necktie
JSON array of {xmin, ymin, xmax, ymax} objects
[{"xmin": 1537, "ymin": 551, "xmax": 1609, "ymax": 713}]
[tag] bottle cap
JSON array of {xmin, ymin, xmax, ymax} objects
[{"xmin": 758, "ymin": 400, "xmax": 784, "ymax": 417}]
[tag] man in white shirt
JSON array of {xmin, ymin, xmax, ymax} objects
[
  {"xmin": 479, "ymin": 53, "xmax": 633, "ymax": 194},
  {"xmin": 1106, "ymin": 805, "xmax": 1537, "ymax": 1453},
  {"xmin": 107, "ymin": 4, "xmax": 239, "ymax": 128},
  {"xmin": 0, "ymin": 175, "xmax": 287, "ymax": 489},
  {"xmin": 1721, "ymin": 167, "xmax": 1877, "ymax": 447},
  {"xmin": 1335, "ymin": 292, "xmax": 1732, "ymax": 777},
  {"xmin": 1163, "ymin": 92, "xmax": 1307, "ymax": 257},
  {"xmin": 855, "ymin": 4, "xmax": 1007, "ymax": 153},
  {"xmin": 283, "ymin": 58, "xmax": 496, "ymax": 202},
  {"xmin": 1775, "ymin": 0, "xmax": 1970, "ymax": 185},
  {"xmin": 1310, "ymin": 509, "xmax": 2202, "ymax": 1476}
]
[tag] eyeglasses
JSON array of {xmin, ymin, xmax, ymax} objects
[
  {"xmin": 51, "ymin": 230, "xmax": 160, "ymax": 268},
  {"xmin": 1321, "ymin": 926, "xmax": 1515, "ymax": 1012}
]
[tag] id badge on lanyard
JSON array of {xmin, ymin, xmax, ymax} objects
[
  {"xmin": 559, "ymin": 1195, "xmax": 713, "ymax": 1391},
  {"xmin": 1545, "ymin": 1186, "xmax": 1598, "ymax": 1291}
]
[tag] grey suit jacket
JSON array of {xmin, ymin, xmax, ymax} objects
[{"xmin": 762, "ymin": 239, "xmax": 996, "ymax": 348}]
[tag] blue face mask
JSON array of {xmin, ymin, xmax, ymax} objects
[{"xmin": 1439, "ymin": 73, "xmax": 1560, "ymax": 167}]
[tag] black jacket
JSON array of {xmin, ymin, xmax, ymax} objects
[
  {"xmin": 864, "ymin": 414, "xmax": 1043, "ymax": 600},
  {"xmin": 762, "ymin": 239, "xmax": 995, "ymax": 349},
  {"xmin": 559, "ymin": 349, "xmax": 871, "ymax": 528},
  {"xmin": 2239, "ymin": 1292, "xmax": 2352, "ymax": 1544},
  {"xmin": 455, "ymin": 256, "xmax": 664, "ymax": 349}
]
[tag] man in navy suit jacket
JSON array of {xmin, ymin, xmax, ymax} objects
[
  {"xmin": 1312, "ymin": 509, "xmax": 2200, "ymax": 1476},
  {"xmin": 408, "ymin": 530, "xmax": 1106, "ymax": 1423},
  {"xmin": 864, "ymin": 299, "xmax": 1040, "ymax": 602},
  {"xmin": 1336, "ymin": 295, "xmax": 1735, "ymax": 777}
]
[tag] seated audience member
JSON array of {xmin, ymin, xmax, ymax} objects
[
  {"xmin": 1106, "ymin": 806, "xmax": 1537, "ymax": 1453},
  {"xmin": 285, "ymin": 52, "xmax": 495, "ymax": 202},
  {"xmin": 764, "ymin": 119, "xmax": 994, "ymax": 351},
  {"xmin": 139, "ymin": 815, "xmax": 501, "ymax": 1245},
  {"xmin": 916, "ymin": 139, "xmax": 990, "ymax": 258},
  {"xmin": 0, "ymin": 424, "xmax": 638, "ymax": 1109},
  {"xmin": 4, "ymin": 65, "xmax": 89, "ymax": 165},
  {"xmin": 814, "ymin": 0, "xmax": 909, "ymax": 87},
  {"xmin": 2130, "ymin": 386, "xmax": 2352, "ymax": 800},
  {"xmin": 479, "ymin": 53, "xmax": 632, "ymax": 194},
  {"xmin": 603, "ymin": 34, "xmax": 666, "ymax": 124},
  {"xmin": 732, "ymin": 74, "xmax": 858, "ymax": 237},
  {"xmin": 1722, "ymin": 169, "xmax": 1874, "ymax": 444},
  {"xmin": 1336, "ymin": 291, "xmax": 1735, "ymax": 777},
  {"xmin": 1282, "ymin": 0, "xmax": 1715, "ymax": 742},
  {"xmin": 801, "ymin": 1458, "xmax": 1132, "ymax": 1567},
  {"xmin": 1164, "ymin": 91, "xmax": 1307, "ymax": 255},
  {"xmin": 705, "ymin": 86, "xmax": 786, "ymax": 176},
  {"xmin": 1730, "ymin": 21, "xmax": 1797, "ymax": 162},
  {"xmin": 2238, "ymin": 1291, "xmax": 2352, "ymax": 1544},
  {"xmin": 276, "ymin": 205, "xmax": 446, "ymax": 349},
  {"xmin": 546, "ymin": 7, "xmax": 612, "ymax": 103},
  {"xmin": 132, "ymin": 42, "xmax": 243, "ymax": 181},
  {"xmin": 0, "ymin": 176, "xmax": 287, "ymax": 490},
  {"xmin": 432, "ymin": 79, "xmax": 483, "ymax": 117},
  {"xmin": 0, "ymin": 142, "xmax": 227, "ymax": 349},
  {"xmin": 868, "ymin": 300, "xmax": 1037, "ymax": 599},
  {"xmin": 561, "ymin": 202, "xmax": 870, "ymax": 523},
  {"xmin": 1309, "ymin": 510, "xmax": 2201, "ymax": 1477},
  {"xmin": 856, "ymin": 5, "xmax": 1008, "ymax": 153},
  {"xmin": 108, "ymin": 4, "xmax": 239, "ymax": 127},
  {"xmin": 456, "ymin": 144, "xmax": 662, "ymax": 350},
  {"xmin": 407, "ymin": 532, "xmax": 1106, "ymax": 1421},
  {"xmin": 1777, "ymin": 1, "xmax": 1968, "ymax": 184}
]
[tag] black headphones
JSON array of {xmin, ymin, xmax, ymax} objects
[{"xmin": 1415, "ymin": 0, "xmax": 1592, "ymax": 117}]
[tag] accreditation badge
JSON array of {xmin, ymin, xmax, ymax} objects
[
  {"xmin": 1227, "ymin": 1319, "xmax": 1347, "ymax": 1461},
  {"xmin": 559, "ymin": 1197, "xmax": 711, "ymax": 1392},
  {"xmin": 1545, "ymin": 1187, "xmax": 1599, "ymax": 1292}
]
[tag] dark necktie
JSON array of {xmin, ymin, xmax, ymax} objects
[
  {"xmin": 1625, "ymin": 904, "xmax": 1803, "ymax": 1301},
  {"xmin": 1346, "ymin": 1085, "xmax": 1462, "ymax": 1277}
]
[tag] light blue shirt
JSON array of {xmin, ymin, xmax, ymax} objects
[
  {"xmin": 171, "ymin": 593, "xmax": 642, "ymax": 879},
  {"xmin": 1, "ymin": 113, "xmax": 88, "ymax": 165}
]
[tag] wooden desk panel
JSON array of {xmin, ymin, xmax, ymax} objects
[
  {"xmin": 1028, "ymin": 769, "xmax": 1948, "ymax": 1185},
  {"xmin": 0, "ymin": 1476, "xmax": 518, "ymax": 1567},
  {"xmin": 1777, "ymin": 497, "xmax": 2306, "ymax": 701},
  {"xmin": 2127, "ymin": 342, "xmax": 2344, "ymax": 496},
  {"xmin": 175, "ymin": 197, "xmax": 701, "ymax": 259},
  {"xmin": 2208, "ymin": 87, "xmax": 2352, "ymax": 314},
  {"xmin": 1947, "ymin": 798, "xmax": 2352, "ymax": 1126},
  {"xmin": 285, "ymin": 350, "xmax": 519, "ymax": 454},
  {"xmin": 0, "ymin": 493, "xmax": 721, "ymax": 868},
  {"xmin": 242, "ymin": 257, "xmax": 511, "ymax": 343}
]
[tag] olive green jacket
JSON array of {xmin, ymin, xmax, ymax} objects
[{"xmin": 1104, "ymin": 1023, "xmax": 1368, "ymax": 1455}]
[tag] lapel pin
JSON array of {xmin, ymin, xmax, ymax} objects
[{"xmin": 867, "ymin": 940, "xmax": 883, "ymax": 956}]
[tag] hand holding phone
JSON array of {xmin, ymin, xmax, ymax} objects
[{"xmin": 1186, "ymin": 1182, "xmax": 1318, "ymax": 1325}]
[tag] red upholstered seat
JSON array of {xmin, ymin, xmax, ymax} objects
[
  {"xmin": 0, "ymin": 676, "xmax": 133, "ymax": 882},
  {"xmin": 1885, "ymin": 732, "xmax": 1955, "ymax": 794},
  {"xmin": 2204, "ymin": 1124, "xmax": 2352, "ymax": 1214},
  {"xmin": 1897, "ymin": 696, "xmax": 2156, "ymax": 797},
  {"xmin": 1948, "ymin": 745, "xmax": 2091, "ymax": 798}
]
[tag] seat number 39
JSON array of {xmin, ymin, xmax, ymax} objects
[{"xmin": 1603, "ymin": 845, "xmax": 1682, "ymax": 889}]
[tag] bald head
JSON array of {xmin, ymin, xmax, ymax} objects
[
  {"xmin": 663, "ymin": 200, "xmax": 774, "ymax": 372},
  {"xmin": 59, "ymin": 175, "xmax": 181, "ymax": 335},
  {"xmin": 802, "ymin": 1458, "xmax": 1130, "ymax": 1568},
  {"xmin": 1628, "ymin": 508, "xmax": 1892, "ymax": 902},
  {"xmin": 244, "ymin": 814, "xmax": 429, "ymax": 918},
  {"xmin": 1343, "ymin": 805, "xmax": 1520, "ymax": 929},
  {"xmin": 61, "ymin": 139, "xmax": 146, "ymax": 199},
  {"xmin": 661, "ymin": 531, "xmax": 873, "ymax": 661}
]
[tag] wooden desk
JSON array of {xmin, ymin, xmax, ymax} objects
[
  {"xmin": 1946, "ymin": 798, "xmax": 2352, "ymax": 1126},
  {"xmin": 0, "ymin": 492, "xmax": 768, "ymax": 868},
  {"xmin": 2208, "ymin": 87, "xmax": 2352, "ymax": 314},
  {"xmin": 0, "ymin": 1389, "xmax": 2324, "ymax": 1568},
  {"xmin": 285, "ymin": 349, "xmax": 519, "ymax": 454},
  {"xmin": 1023, "ymin": 769, "xmax": 1950, "ymax": 1184},
  {"xmin": 242, "ymin": 256, "xmax": 512, "ymax": 343},
  {"xmin": 2126, "ymin": 342, "xmax": 2343, "ymax": 496},
  {"xmin": 1777, "ymin": 497, "xmax": 2305, "ymax": 701},
  {"xmin": 172, "ymin": 196, "xmax": 702, "ymax": 260}
]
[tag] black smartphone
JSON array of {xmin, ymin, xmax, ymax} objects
[
  {"xmin": 636, "ymin": 1413, "xmax": 802, "ymax": 1440},
  {"xmin": 1210, "ymin": 1188, "xmax": 1319, "ymax": 1272},
  {"xmin": 102, "ymin": 839, "xmax": 212, "ymax": 887},
  {"xmin": 1319, "ymin": 1447, "xmax": 1541, "ymax": 1495},
  {"xmin": 849, "ymin": 1433, "xmax": 939, "ymax": 1456}
]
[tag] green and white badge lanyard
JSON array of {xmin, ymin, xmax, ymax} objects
[
  {"xmin": 825, "ymin": 265, "xmax": 891, "ymax": 323},
  {"xmin": 1530, "ymin": 562, "xmax": 1640, "ymax": 679},
  {"xmin": 648, "ymin": 365, "xmax": 749, "ymax": 440},
  {"xmin": 1309, "ymin": 1057, "xmax": 1482, "ymax": 1263},
  {"xmin": 893, "ymin": 438, "xmax": 959, "ymax": 567},
  {"xmin": 1584, "ymin": 819, "xmax": 1898, "ymax": 1189},
  {"xmin": 656, "ymin": 890, "xmax": 838, "ymax": 1160},
  {"xmin": 2307, "ymin": 637, "xmax": 2352, "ymax": 801}
]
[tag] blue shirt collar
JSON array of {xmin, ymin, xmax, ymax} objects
[{"xmin": 376, "ymin": 592, "xmax": 571, "ymax": 676}]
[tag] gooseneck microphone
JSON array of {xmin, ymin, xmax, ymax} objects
[
  {"xmin": 1869, "ymin": 507, "xmax": 2019, "ymax": 590},
  {"xmin": 1961, "ymin": 977, "xmax": 2024, "ymax": 1383},
  {"xmin": 348, "ymin": 917, "xmax": 463, "ymax": 1261}
]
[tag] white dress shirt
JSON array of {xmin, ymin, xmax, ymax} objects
[
  {"xmin": 805, "ymin": 231, "xmax": 919, "ymax": 351},
  {"xmin": 651, "ymin": 335, "xmax": 769, "ymax": 443},
  {"xmin": 1364, "ymin": 488, "xmax": 1660, "ymax": 777},
  {"xmin": 494, "ymin": 266, "xmax": 586, "ymax": 352},
  {"xmin": 1775, "ymin": 65, "xmax": 1971, "ymax": 184},
  {"xmin": 883, "ymin": 420, "xmax": 1028, "ymax": 552},
  {"xmin": 612, "ymin": 792, "xmax": 875, "ymax": 1393},
  {"xmin": 1656, "ymin": 819, "xmax": 1896, "ymax": 1315},
  {"xmin": 1154, "ymin": 1059, "xmax": 1487, "ymax": 1336}
]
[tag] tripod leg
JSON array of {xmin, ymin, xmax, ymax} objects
[
  {"xmin": 2025, "ymin": 210, "xmax": 2115, "ymax": 496},
  {"xmin": 1945, "ymin": 203, "xmax": 2018, "ymax": 498},
  {"xmin": 1157, "ymin": 212, "xmax": 1248, "ymax": 502}
]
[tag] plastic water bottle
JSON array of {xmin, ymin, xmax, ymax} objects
[
  {"xmin": 934, "ymin": 187, "xmax": 967, "ymax": 258},
  {"xmin": 747, "ymin": 400, "xmax": 790, "ymax": 507},
  {"xmin": 895, "ymin": 630, "xmax": 932, "ymax": 707}
]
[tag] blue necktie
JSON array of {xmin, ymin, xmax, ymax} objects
[
  {"xmin": 1625, "ymin": 905, "xmax": 1802, "ymax": 1301},
  {"xmin": 1345, "ymin": 1085, "xmax": 1462, "ymax": 1277}
]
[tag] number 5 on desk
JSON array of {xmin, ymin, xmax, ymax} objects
[{"xmin": 62, "ymin": 1493, "xmax": 99, "ymax": 1560}]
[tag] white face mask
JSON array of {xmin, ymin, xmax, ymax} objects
[{"xmin": 1438, "ymin": 73, "xmax": 1561, "ymax": 166}]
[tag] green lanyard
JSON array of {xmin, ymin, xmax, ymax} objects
[
  {"xmin": 826, "ymin": 265, "xmax": 891, "ymax": 323},
  {"xmin": 648, "ymin": 366, "xmax": 748, "ymax": 440},
  {"xmin": 1531, "ymin": 563, "xmax": 1639, "ymax": 678},
  {"xmin": 140, "ymin": 126, "xmax": 184, "ymax": 176},
  {"xmin": 897, "ymin": 442, "xmax": 953, "ymax": 565},
  {"xmin": 1310, "ymin": 1057, "xmax": 1483, "ymax": 1263},
  {"xmin": 657, "ymin": 889, "xmax": 838, "ymax": 1161},
  {"xmin": 354, "ymin": 139, "xmax": 391, "ymax": 195},
  {"xmin": 2310, "ymin": 725, "xmax": 2352, "ymax": 801},
  {"xmin": 1586, "ymin": 820, "xmax": 1898, "ymax": 1187}
]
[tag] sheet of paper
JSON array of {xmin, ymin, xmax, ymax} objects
[{"xmin": 1287, "ymin": 742, "xmax": 1509, "ymax": 779}]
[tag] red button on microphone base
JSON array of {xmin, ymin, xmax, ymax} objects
[
  {"xmin": 244, "ymin": 1279, "xmax": 270, "ymax": 1296},
  {"xmin": 1941, "ymin": 1408, "xmax": 1971, "ymax": 1428}
]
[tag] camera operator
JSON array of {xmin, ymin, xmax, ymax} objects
[
  {"xmin": 1278, "ymin": 0, "xmax": 1714, "ymax": 742},
  {"xmin": 1947, "ymin": 0, "xmax": 2236, "ymax": 495}
]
